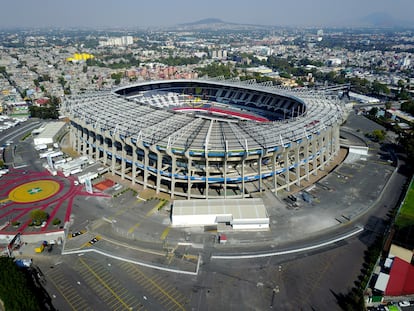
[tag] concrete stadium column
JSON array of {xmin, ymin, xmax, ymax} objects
[
  {"xmin": 103, "ymin": 135, "xmax": 108, "ymax": 166},
  {"xmin": 82, "ymin": 129, "xmax": 88, "ymax": 156},
  {"xmin": 327, "ymin": 129, "xmax": 333, "ymax": 161},
  {"xmin": 94, "ymin": 134, "xmax": 100, "ymax": 162},
  {"xmin": 332, "ymin": 124, "xmax": 341, "ymax": 155},
  {"xmin": 258, "ymin": 153, "xmax": 263, "ymax": 192},
  {"xmin": 87, "ymin": 130, "xmax": 94, "ymax": 157},
  {"xmin": 304, "ymin": 142, "xmax": 310, "ymax": 181},
  {"xmin": 295, "ymin": 143, "xmax": 301, "ymax": 187},
  {"xmin": 121, "ymin": 141, "xmax": 126, "ymax": 180},
  {"xmin": 131, "ymin": 143, "xmax": 137, "ymax": 185},
  {"xmin": 111, "ymin": 138, "xmax": 116, "ymax": 176},
  {"xmin": 241, "ymin": 158, "xmax": 245, "ymax": 198},
  {"xmin": 272, "ymin": 152, "xmax": 277, "ymax": 191},
  {"xmin": 170, "ymin": 155, "xmax": 177, "ymax": 198},
  {"xmin": 156, "ymin": 152, "xmax": 162, "ymax": 194},
  {"xmin": 77, "ymin": 128, "xmax": 82, "ymax": 154},
  {"xmin": 98, "ymin": 135, "xmax": 104, "ymax": 163},
  {"xmin": 312, "ymin": 139, "xmax": 318, "ymax": 176},
  {"xmin": 166, "ymin": 149, "xmax": 176, "ymax": 199},
  {"xmin": 137, "ymin": 141, "xmax": 149, "ymax": 189},
  {"xmin": 205, "ymin": 158, "xmax": 209, "ymax": 199},
  {"xmin": 319, "ymin": 132, "xmax": 326, "ymax": 171},
  {"xmin": 70, "ymin": 126, "xmax": 76, "ymax": 150},
  {"xmin": 283, "ymin": 149, "xmax": 290, "ymax": 191},
  {"xmin": 223, "ymin": 157, "xmax": 227, "ymax": 199},
  {"xmin": 150, "ymin": 145, "xmax": 162, "ymax": 194},
  {"xmin": 185, "ymin": 151, "xmax": 192, "ymax": 200}
]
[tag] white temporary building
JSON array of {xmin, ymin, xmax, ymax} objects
[
  {"xmin": 172, "ymin": 198, "xmax": 269, "ymax": 230},
  {"xmin": 33, "ymin": 122, "xmax": 66, "ymax": 146},
  {"xmin": 374, "ymin": 272, "xmax": 390, "ymax": 292}
]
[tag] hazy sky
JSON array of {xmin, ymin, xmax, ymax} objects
[{"xmin": 1, "ymin": 0, "xmax": 413, "ymax": 29}]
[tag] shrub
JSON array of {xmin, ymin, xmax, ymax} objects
[{"xmin": 52, "ymin": 218, "xmax": 61, "ymax": 226}]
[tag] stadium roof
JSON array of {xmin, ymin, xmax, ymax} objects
[{"xmin": 63, "ymin": 78, "xmax": 344, "ymax": 153}]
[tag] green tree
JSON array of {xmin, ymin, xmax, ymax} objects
[
  {"xmin": 30, "ymin": 209, "xmax": 48, "ymax": 224},
  {"xmin": 398, "ymin": 131, "xmax": 414, "ymax": 171},
  {"xmin": 400, "ymin": 100, "xmax": 414, "ymax": 115},
  {"xmin": 371, "ymin": 129, "xmax": 386, "ymax": 142},
  {"xmin": 368, "ymin": 107, "xmax": 378, "ymax": 117},
  {"xmin": 0, "ymin": 257, "xmax": 42, "ymax": 311},
  {"xmin": 371, "ymin": 80, "xmax": 390, "ymax": 95},
  {"xmin": 58, "ymin": 76, "xmax": 66, "ymax": 87}
]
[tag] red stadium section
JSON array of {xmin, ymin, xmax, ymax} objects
[{"xmin": 173, "ymin": 107, "xmax": 269, "ymax": 122}]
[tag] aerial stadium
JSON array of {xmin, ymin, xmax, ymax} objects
[{"xmin": 62, "ymin": 78, "xmax": 346, "ymax": 199}]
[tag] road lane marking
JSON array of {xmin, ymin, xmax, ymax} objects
[
  {"xmin": 128, "ymin": 222, "xmax": 140, "ymax": 234},
  {"xmin": 160, "ymin": 226, "xmax": 171, "ymax": 240}
]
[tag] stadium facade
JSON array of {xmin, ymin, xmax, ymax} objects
[{"xmin": 62, "ymin": 78, "xmax": 345, "ymax": 199}]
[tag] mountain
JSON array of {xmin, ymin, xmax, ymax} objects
[
  {"xmin": 174, "ymin": 18, "xmax": 268, "ymax": 31},
  {"xmin": 357, "ymin": 12, "xmax": 414, "ymax": 28},
  {"xmin": 179, "ymin": 18, "xmax": 227, "ymax": 26}
]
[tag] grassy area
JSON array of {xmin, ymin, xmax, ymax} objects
[{"xmin": 395, "ymin": 179, "xmax": 414, "ymax": 228}]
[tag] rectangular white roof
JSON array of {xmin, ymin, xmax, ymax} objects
[
  {"xmin": 374, "ymin": 272, "xmax": 390, "ymax": 292},
  {"xmin": 33, "ymin": 121, "xmax": 66, "ymax": 145},
  {"xmin": 172, "ymin": 198, "xmax": 268, "ymax": 221}
]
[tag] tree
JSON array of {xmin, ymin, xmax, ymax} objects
[
  {"xmin": 371, "ymin": 80, "xmax": 390, "ymax": 95},
  {"xmin": 371, "ymin": 129, "xmax": 386, "ymax": 142},
  {"xmin": 398, "ymin": 131, "xmax": 414, "ymax": 171},
  {"xmin": 30, "ymin": 209, "xmax": 48, "ymax": 225},
  {"xmin": 0, "ymin": 257, "xmax": 42, "ymax": 311},
  {"xmin": 385, "ymin": 102, "xmax": 392, "ymax": 110},
  {"xmin": 400, "ymin": 100, "xmax": 414, "ymax": 115},
  {"xmin": 58, "ymin": 76, "xmax": 66, "ymax": 88},
  {"xmin": 368, "ymin": 107, "xmax": 378, "ymax": 117}
]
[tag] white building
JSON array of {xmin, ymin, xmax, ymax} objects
[
  {"xmin": 33, "ymin": 122, "xmax": 66, "ymax": 146},
  {"xmin": 172, "ymin": 198, "xmax": 269, "ymax": 230}
]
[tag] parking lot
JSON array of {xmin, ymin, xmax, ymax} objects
[{"xmin": 39, "ymin": 252, "xmax": 190, "ymax": 311}]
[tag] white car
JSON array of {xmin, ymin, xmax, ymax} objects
[{"xmin": 398, "ymin": 301, "xmax": 410, "ymax": 307}]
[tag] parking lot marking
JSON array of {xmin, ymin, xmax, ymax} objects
[
  {"xmin": 78, "ymin": 257, "xmax": 132, "ymax": 310},
  {"xmin": 146, "ymin": 204, "xmax": 160, "ymax": 217},
  {"xmin": 122, "ymin": 263, "xmax": 187, "ymax": 311},
  {"xmin": 160, "ymin": 226, "xmax": 171, "ymax": 241},
  {"xmin": 46, "ymin": 268, "xmax": 91, "ymax": 311},
  {"xmin": 128, "ymin": 222, "xmax": 141, "ymax": 234}
]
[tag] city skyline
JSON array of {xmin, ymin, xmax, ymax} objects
[{"xmin": 1, "ymin": 0, "xmax": 414, "ymax": 29}]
